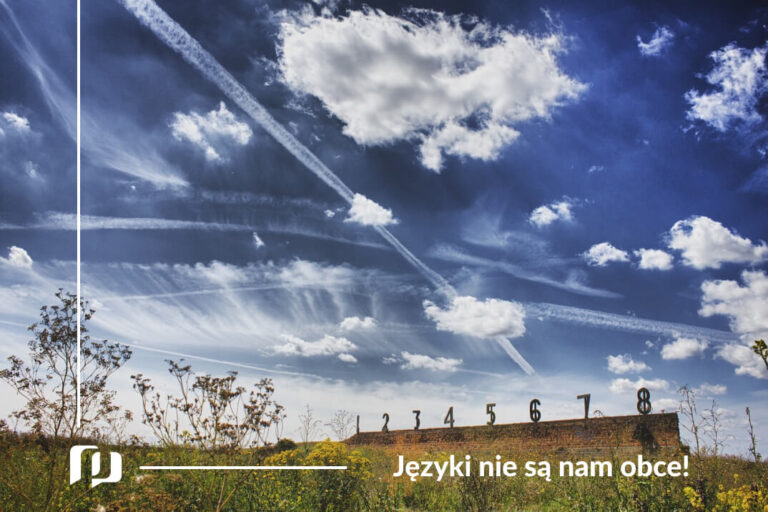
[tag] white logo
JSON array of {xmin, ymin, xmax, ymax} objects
[{"xmin": 70, "ymin": 445, "xmax": 122, "ymax": 488}]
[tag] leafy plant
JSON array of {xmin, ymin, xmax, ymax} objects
[
  {"xmin": 0, "ymin": 289, "xmax": 132, "ymax": 510},
  {"xmin": 131, "ymin": 359, "xmax": 284, "ymax": 511}
]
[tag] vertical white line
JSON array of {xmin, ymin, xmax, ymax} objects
[{"xmin": 76, "ymin": 0, "xmax": 82, "ymax": 429}]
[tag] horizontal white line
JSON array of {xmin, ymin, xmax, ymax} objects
[{"xmin": 139, "ymin": 466, "xmax": 347, "ymax": 471}]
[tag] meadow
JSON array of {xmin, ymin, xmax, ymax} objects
[
  {"xmin": 1, "ymin": 429, "xmax": 767, "ymax": 511},
  {"xmin": 1, "ymin": 291, "xmax": 766, "ymax": 511}
]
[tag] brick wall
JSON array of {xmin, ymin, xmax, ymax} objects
[{"xmin": 345, "ymin": 413, "xmax": 681, "ymax": 455}]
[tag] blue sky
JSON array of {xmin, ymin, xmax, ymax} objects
[{"xmin": 0, "ymin": 0, "xmax": 767, "ymax": 451}]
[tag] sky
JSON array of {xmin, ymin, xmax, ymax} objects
[{"xmin": 0, "ymin": 0, "xmax": 767, "ymax": 453}]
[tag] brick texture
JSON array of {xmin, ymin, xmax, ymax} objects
[{"xmin": 345, "ymin": 413, "xmax": 681, "ymax": 455}]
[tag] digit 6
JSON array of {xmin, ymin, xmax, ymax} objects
[{"xmin": 529, "ymin": 398, "xmax": 541, "ymax": 423}]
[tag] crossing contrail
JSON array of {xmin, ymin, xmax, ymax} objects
[{"xmin": 117, "ymin": 0, "xmax": 532, "ymax": 373}]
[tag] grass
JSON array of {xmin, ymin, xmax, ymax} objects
[{"xmin": 1, "ymin": 431, "xmax": 766, "ymax": 511}]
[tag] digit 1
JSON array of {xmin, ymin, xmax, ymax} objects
[
  {"xmin": 486, "ymin": 403, "xmax": 496, "ymax": 426},
  {"xmin": 412, "ymin": 410, "xmax": 421, "ymax": 430},
  {"xmin": 636, "ymin": 387, "xmax": 651, "ymax": 415},
  {"xmin": 444, "ymin": 406, "xmax": 455, "ymax": 428},
  {"xmin": 382, "ymin": 413, "xmax": 389, "ymax": 433},
  {"xmin": 577, "ymin": 394, "xmax": 591, "ymax": 419},
  {"xmin": 529, "ymin": 399, "xmax": 541, "ymax": 423}
]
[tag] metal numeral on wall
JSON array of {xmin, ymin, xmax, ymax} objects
[
  {"xmin": 529, "ymin": 399, "xmax": 541, "ymax": 423},
  {"xmin": 444, "ymin": 406, "xmax": 455, "ymax": 428},
  {"xmin": 412, "ymin": 410, "xmax": 421, "ymax": 430},
  {"xmin": 382, "ymin": 413, "xmax": 389, "ymax": 433},
  {"xmin": 577, "ymin": 393, "xmax": 591, "ymax": 419},
  {"xmin": 636, "ymin": 387, "xmax": 652, "ymax": 415},
  {"xmin": 486, "ymin": 403, "xmax": 496, "ymax": 426}
]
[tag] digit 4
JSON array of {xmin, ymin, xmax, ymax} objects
[{"xmin": 444, "ymin": 406, "xmax": 455, "ymax": 428}]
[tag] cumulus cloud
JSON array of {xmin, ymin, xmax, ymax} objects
[
  {"xmin": 344, "ymin": 193, "xmax": 398, "ymax": 226},
  {"xmin": 423, "ymin": 295, "xmax": 526, "ymax": 339},
  {"xmin": 699, "ymin": 270, "xmax": 768, "ymax": 377},
  {"xmin": 695, "ymin": 383, "xmax": 727, "ymax": 396},
  {"xmin": 609, "ymin": 377, "xmax": 669, "ymax": 394},
  {"xmin": 636, "ymin": 26, "xmax": 674, "ymax": 57},
  {"xmin": 582, "ymin": 242, "xmax": 629, "ymax": 266},
  {"xmin": 176, "ymin": 260, "xmax": 249, "ymax": 287},
  {"xmin": 337, "ymin": 353, "xmax": 358, "ymax": 363},
  {"xmin": 529, "ymin": 200, "xmax": 574, "ymax": 227},
  {"xmin": 277, "ymin": 259, "xmax": 357, "ymax": 287},
  {"xmin": 685, "ymin": 42, "xmax": 768, "ymax": 131},
  {"xmin": 667, "ymin": 216, "xmax": 768, "ymax": 269},
  {"xmin": 1, "ymin": 246, "xmax": 33, "ymax": 268},
  {"xmin": 400, "ymin": 351, "xmax": 462, "ymax": 372},
  {"xmin": 277, "ymin": 8, "xmax": 585, "ymax": 171},
  {"xmin": 660, "ymin": 336, "xmax": 709, "ymax": 360},
  {"xmin": 170, "ymin": 102, "xmax": 252, "ymax": 161},
  {"xmin": 339, "ymin": 316, "xmax": 377, "ymax": 331},
  {"xmin": 1, "ymin": 111, "xmax": 31, "ymax": 133},
  {"xmin": 700, "ymin": 270, "xmax": 768, "ymax": 341},
  {"xmin": 716, "ymin": 343, "xmax": 767, "ymax": 379},
  {"xmin": 634, "ymin": 248, "xmax": 673, "ymax": 270},
  {"xmin": 273, "ymin": 334, "xmax": 357, "ymax": 359},
  {"xmin": 606, "ymin": 354, "xmax": 650, "ymax": 374}
]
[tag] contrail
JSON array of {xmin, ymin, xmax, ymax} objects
[
  {"xmin": 525, "ymin": 302, "xmax": 738, "ymax": 345},
  {"xmin": 0, "ymin": 0, "xmax": 75, "ymax": 137},
  {"xmin": 117, "ymin": 0, "xmax": 532, "ymax": 373},
  {"xmin": 13, "ymin": 212, "xmax": 390, "ymax": 250},
  {"xmin": 125, "ymin": 342, "xmax": 326, "ymax": 380}
]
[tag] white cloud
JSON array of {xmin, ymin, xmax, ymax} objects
[
  {"xmin": 716, "ymin": 344, "xmax": 767, "ymax": 379},
  {"xmin": 636, "ymin": 26, "xmax": 674, "ymax": 57},
  {"xmin": 337, "ymin": 353, "xmax": 358, "ymax": 363},
  {"xmin": 277, "ymin": 259, "xmax": 356, "ymax": 287},
  {"xmin": 609, "ymin": 377, "xmax": 669, "ymax": 394},
  {"xmin": 277, "ymin": 8, "xmax": 585, "ymax": 171},
  {"xmin": 654, "ymin": 398, "xmax": 680, "ymax": 412},
  {"xmin": 176, "ymin": 260, "xmax": 249, "ymax": 287},
  {"xmin": 660, "ymin": 336, "xmax": 708, "ymax": 360},
  {"xmin": 170, "ymin": 102, "xmax": 252, "ymax": 161},
  {"xmin": 273, "ymin": 334, "xmax": 357, "ymax": 358},
  {"xmin": 634, "ymin": 248, "xmax": 673, "ymax": 270},
  {"xmin": 252, "ymin": 232, "xmax": 265, "ymax": 249},
  {"xmin": 685, "ymin": 42, "xmax": 768, "ymax": 131},
  {"xmin": 324, "ymin": 209, "xmax": 335, "ymax": 218},
  {"xmin": 582, "ymin": 242, "xmax": 629, "ymax": 266},
  {"xmin": 400, "ymin": 351, "xmax": 462, "ymax": 372},
  {"xmin": 1, "ymin": 111, "xmax": 31, "ymax": 133},
  {"xmin": 344, "ymin": 193, "xmax": 398, "ymax": 226},
  {"xmin": 700, "ymin": 270, "xmax": 768, "ymax": 341},
  {"xmin": 695, "ymin": 383, "xmax": 727, "ymax": 396},
  {"xmin": 423, "ymin": 295, "xmax": 525, "ymax": 339},
  {"xmin": 382, "ymin": 355, "xmax": 399, "ymax": 365},
  {"xmin": 529, "ymin": 200, "xmax": 574, "ymax": 227},
  {"xmin": 668, "ymin": 216, "xmax": 768, "ymax": 269},
  {"xmin": 587, "ymin": 165, "xmax": 605, "ymax": 173},
  {"xmin": 606, "ymin": 354, "xmax": 650, "ymax": 374},
  {"xmin": 339, "ymin": 316, "xmax": 377, "ymax": 331},
  {"xmin": 2, "ymin": 246, "xmax": 33, "ymax": 268}
]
